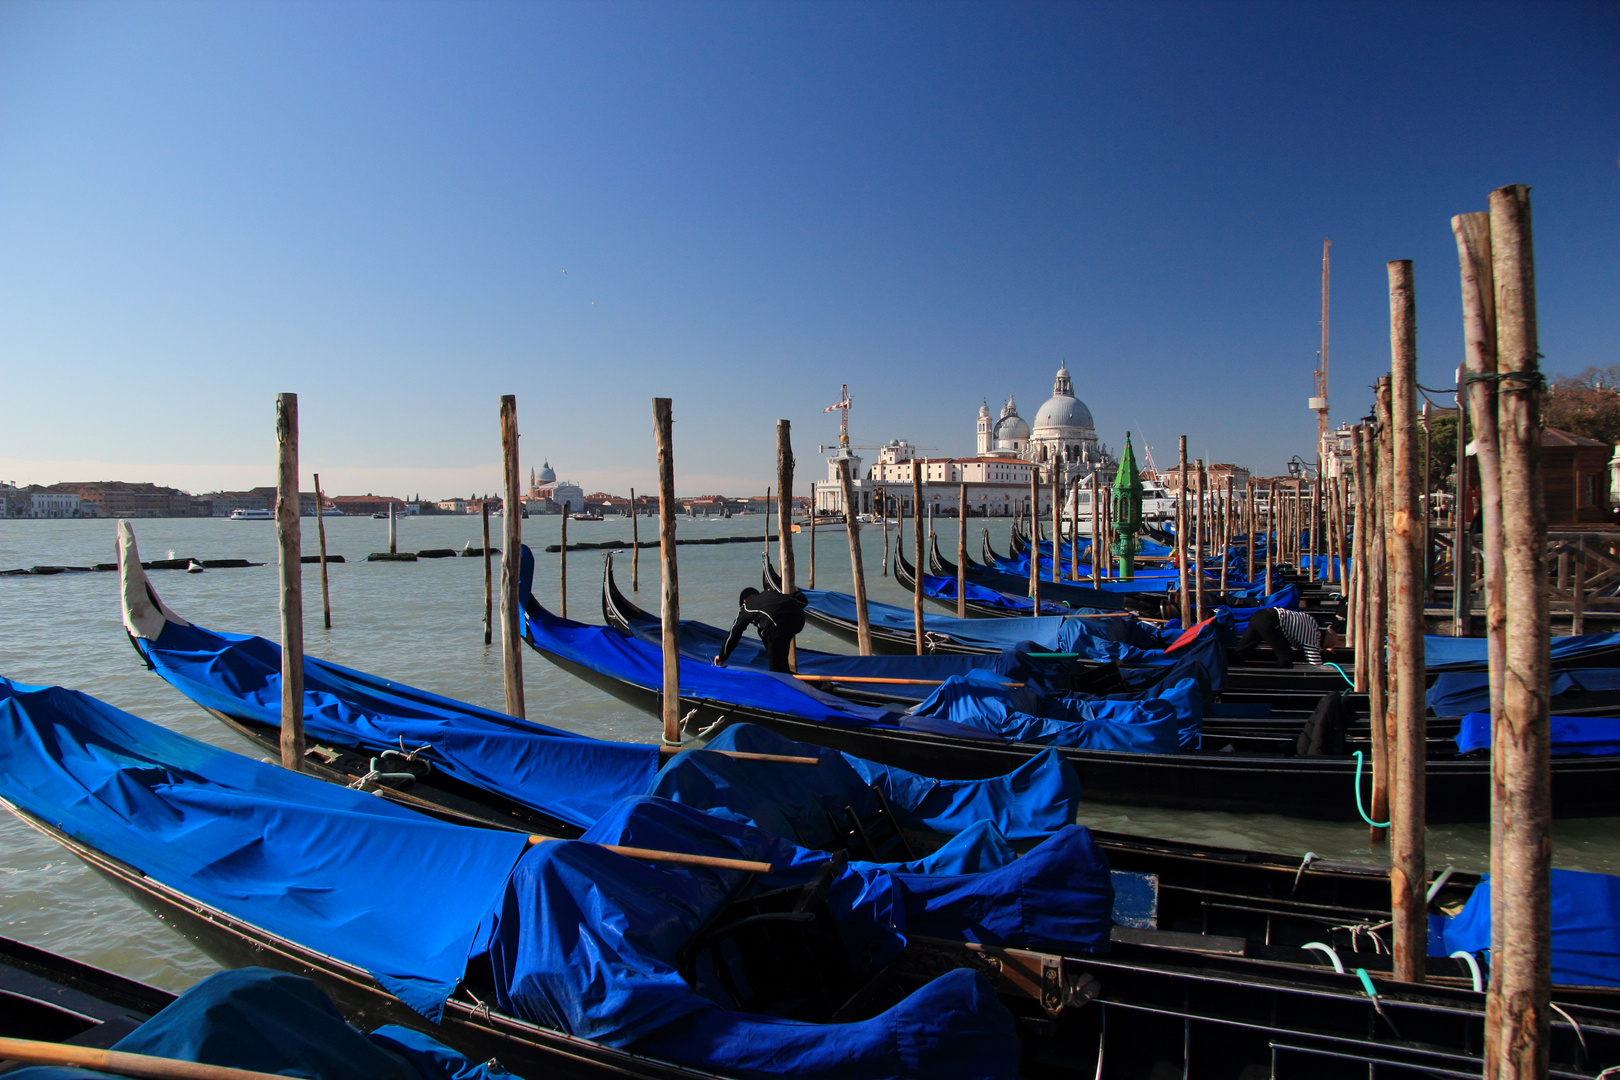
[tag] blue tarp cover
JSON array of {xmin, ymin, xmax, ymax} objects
[
  {"xmin": 1457, "ymin": 712, "xmax": 1620, "ymax": 756},
  {"xmin": 0, "ymin": 678, "xmax": 531, "ymax": 1021},
  {"xmin": 472, "ymin": 796, "xmax": 1114, "ymax": 1078},
  {"xmin": 1433, "ymin": 869, "xmax": 1620, "ymax": 987},
  {"xmin": 137, "ymin": 619, "xmax": 661, "ymax": 830},
  {"xmin": 649, "ymin": 722, "xmax": 1081, "ymax": 843},
  {"xmin": 8, "ymin": 968, "xmax": 519, "ymax": 1080},
  {"xmin": 1429, "ymin": 668, "xmax": 1620, "ymax": 716},
  {"xmin": 1423, "ymin": 632, "xmax": 1620, "ymax": 671},
  {"xmin": 905, "ymin": 669, "xmax": 1196, "ymax": 753}
]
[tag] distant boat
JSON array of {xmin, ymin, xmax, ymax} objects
[
  {"xmin": 792, "ymin": 515, "xmax": 846, "ymax": 533},
  {"xmin": 228, "ymin": 508, "xmax": 272, "ymax": 521},
  {"xmin": 570, "ymin": 511, "xmax": 604, "ymax": 522}
]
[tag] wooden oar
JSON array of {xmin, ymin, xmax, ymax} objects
[
  {"xmin": 658, "ymin": 746, "xmax": 819, "ymax": 765},
  {"xmin": 525, "ymin": 836, "xmax": 774, "ymax": 874},
  {"xmin": 0, "ymin": 1038, "xmax": 288, "ymax": 1080},
  {"xmin": 792, "ymin": 674, "xmax": 1024, "ymax": 688}
]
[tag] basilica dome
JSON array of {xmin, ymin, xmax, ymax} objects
[
  {"xmin": 537, "ymin": 460, "xmax": 557, "ymax": 485},
  {"xmin": 992, "ymin": 397, "xmax": 1030, "ymax": 445},
  {"xmin": 1032, "ymin": 365, "xmax": 1094, "ymax": 435}
]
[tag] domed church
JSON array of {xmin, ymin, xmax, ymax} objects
[{"xmin": 976, "ymin": 364, "xmax": 1113, "ymax": 479}]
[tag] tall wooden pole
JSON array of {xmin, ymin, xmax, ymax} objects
[
  {"xmin": 388, "ymin": 500, "xmax": 397, "ymax": 555},
  {"xmin": 630, "ymin": 488, "xmax": 640, "ymax": 592},
  {"xmin": 1091, "ymin": 473, "xmax": 1102, "ymax": 589},
  {"xmin": 482, "ymin": 501, "xmax": 492, "ymax": 644},
  {"xmin": 1177, "ymin": 437, "xmax": 1190, "ymax": 623},
  {"xmin": 1351, "ymin": 427, "xmax": 1369, "ymax": 689},
  {"xmin": 1388, "ymin": 260, "xmax": 1427, "ymax": 983},
  {"xmin": 499, "ymin": 396, "xmax": 525, "ymax": 719},
  {"xmin": 1368, "ymin": 382, "xmax": 1392, "ymax": 844},
  {"xmin": 1308, "ymin": 473, "xmax": 1319, "ymax": 581},
  {"xmin": 312, "ymin": 473, "xmax": 331, "ymax": 630},
  {"xmin": 1485, "ymin": 183, "xmax": 1549, "ymax": 1080},
  {"xmin": 1051, "ymin": 463, "xmax": 1062, "ymax": 585},
  {"xmin": 1220, "ymin": 476, "xmax": 1232, "ymax": 597},
  {"xmin": 808, "ymin": 482, "xmax": 816, "ymax": 588},
  {"xmin": 1246, "ymin": 477, "xmax": 1256, "ymax": 584},
  {"xmin": 559, "ymin": 508, "xmax": 568, "ymax": 619},
  {"xmin": 275, "ymin": 394, "xmax": 304, "ymax": 770},
  {"xmin": 912, "ymin": 466, "xmax": 925, "ymax": 654},
  {"xmin": 957, "ymin": 482, "xmax": 968, "ymax": 619},
  {"xmin": 1069, "ymin": 481, "xmax": 1080, "ymax": 581},
  {"xmin": 839, "ymin": 459, "xmax": 873, "ymax": 655},
  {"xmin": 881, "ymin": 487, "xmax": 890, "ymax": 576},
  {"xmin": 777, "ymin": 421, "xmax": 796, "ymax": 592},
  {"xmin": 1194, "ymin": 460, "xmax": 1206, "ymax": 621},
  {"xmin": 652, "ymin": 398, "xmax": 680, "ymax": 745},
  {"xmin": 1266, "ymin": 479, "xmax": 1276, "ymax": 592},
  {"xmin": 1029, "ymin": 466, "xmax": 1042, "ymax": 610}
]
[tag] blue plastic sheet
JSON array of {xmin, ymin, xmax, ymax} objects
[
  {"xmin": 650, "ymin": 722, "xmax": 1081, "ymax": 843},
  {"xmin": 1456, "ymin": 712, "xmax": 1620, "ymax": 756},
  {"xmin": 906, "ymin": 669, "xmax": 1189, "ymax": 753},
  {"xmin": 137, "ymin": 619, "xmax": 662, "ymax": 830},
  {"xmin": 5, "ymin": 968, "xmax": 520, "ymax": 1080},
  {"xmin": 1424, "ymin": 631, "xmax": 1620, "ymax": 670},
  {"xmin": 0, "ymin": 678, "xmax": 531, "ymax": 1021},
  {"xmin": 800, "ymin": 586, "xmax": 1153, "ymax": 653},
  {"xmin": 470, "ymin": 796, "xmax": 1076, "ymax": 1079},
  {"xmin": 1430, "ymin": 668, "xmax": 1620, "ymax": 715},
  {"xmin": 1433, "ymin": 869, "xmax": 1620, "ymax": 987}
]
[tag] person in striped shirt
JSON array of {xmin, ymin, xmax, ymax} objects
[{"xmin": 1233, "ymin": 606, "xmax": 1324, "ymax": 667}]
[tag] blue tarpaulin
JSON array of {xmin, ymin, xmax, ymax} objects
[
  {"xmin": 1432, "ymin": 869, "xmax": 1620, "ymax": 987},
  {"xmin": 1423, "ymin": 632, "xmax": 1620, "ymax": 670},
  {"xmin": 0, "ymin": 678, "xmax": 531, "ymax": 1021},
  {"xmin": 1457, "ymin": 712, "xmax": 1620, "ymax": 756},
  {"xmin": 471, "ymin": 794, "xmax": 1110, "ymax": 1078},
  {"xmin": 136, "ymin": 619, "xmax": 662, "ymax": 830},
  {"xmin": 905, "ymin": 669, "xmax": 1195, "ymax": 753},
  {"xmin": 649, "ymin": 722, "xmax": 1082, "ymax": 843},
  {"xmin": 8, "ymin": 968, "xmax": 520, "ymax": 1080},
  {"xmin": 1429, "ymin": 668, "xmax": 1620, "ymax": 715}
]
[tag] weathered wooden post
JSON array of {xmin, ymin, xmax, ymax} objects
[
  {"xmin": 275, "ymin": 394, "xmax": 304, "ymax": 770},
  {"xmin": 388, "ymin": 499, "xmax": 397, "ymax": 555},
  {"xmin": 559, "ymin": 508, "xmax": 568, "ymax": 619},
  {"xmin": 1388, "ymin": 259, "xmax": 1428, "ymax": 983},
  {"xmin": 880, "ymin": 487, "xmax": 890, "ymax": 576},
  {"xmin": 652, "ymin": 397, "xmax": 680, "ymax": 745},
  {"xmin": 500, "ymin": 396, "xmax": 525, "ymax": 719},
  {"xmin": 313, "ymin": 473, "xmax": 332, "ymax": 630},
  {"xmin": 1029, "ymin": 465, "xmax": 1043, "ymax": 610},
  {"xmin": 1246, "ymin": 477, "xmax": 1257, "ymax": 584},
  {"xmin": 1309, "ymin": 472, "xmax": 1320, "ymax": 581},
  {"xmin": 1069, "ymin": 480, "xmax": 1080, "ymax": 581},
  {"xmin": 777, "ymin": 421, "xmax": 797, "ymax": 592},
  {"xmin": 957, "ymin": 482, "xmax": 968, "ymax": 619},
  {"xmin": 1051, "ymin": 462, "xmax": 1063, "ymax": 585},
  {"xmin": 1266, "ymin": 479, "xmax": 1277, "ymax": 592},
  {"xmin": 1369, "ymin": 380, "xmax": 1392, "ymax": 844},
  {"xmin": 808, "ymin": 481, "xmax": 817, "ymax": 589},
  {"xmin": 482, "ymin": 500, "xmax": 493, "ymax": 645},
  {"xmin": 1484, "ymin": 183, "xmax": 1549, "ymax": 1080},
  {"xmin": 630, "ymin": 488, "xmax": 640, "ymax": 591},
  {"xmin": 1177, "ymin": 437, "xmax": 1190, "ymax": 623},
  {"xmin": 763, "ymin": 487, "xmax": 771, "ymax": 568},
  {"xmin": 1194, "ymin": 460, "xmax": 1206, "ymax": 621},
  {"xmin": 1091, "ymin": 473, "xmax": 1102, "ymax": 589},
  {"xmin": 1351, "ymin": 427, "xmax": 1369, "ymax": 689},
  {"xmin": 912, "ymin": 466, "xmax": 925, "ymax": 654},
  {"xmin": 1573, "ymin": 539, "xmax": 1586, "ymax": 635},
  {"xmin": 1220, "ymin": 476, "xmax": 1232, "ymax": 596},
  {"xmin": 839, "ymin": 459, "xmax": 873, "ymax": 655}
]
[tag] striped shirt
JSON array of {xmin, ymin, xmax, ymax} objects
[{"xmin": 1275, "ymin": 607, "xmax": 1323, "ymax": 665}]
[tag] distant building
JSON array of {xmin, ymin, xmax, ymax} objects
[
  {"xmin": 26, "ymin": 487, "xmax": 80, "ymax": 518},
  {"xmin": 330, "ymin": 494, "xmax": 410, "ymax": 517},
  {"xmin": 48, "ymin": 482, "xmax": 191, "ymax": 518},
  {"xmin": 527, "ymin": 461, "xmax": 584, "ymax": 513}
]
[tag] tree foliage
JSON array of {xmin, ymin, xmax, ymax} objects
[{"xmin": 1546, "ymin": 366, "xmax": 1620, "ymax": 446}]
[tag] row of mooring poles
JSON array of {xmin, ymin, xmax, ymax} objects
[{"xmin": 1176, "ymin": 436, "xmax": 1190, "ymax": 625}]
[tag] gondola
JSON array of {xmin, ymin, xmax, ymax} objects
[
  {"xmin": 5, "ymin": 679, "xmax": 1619, "ymax": 1079},
  {"xmin": 522, "ymin": 552, "xmax": 1620, "ymax": 821},
  {"xmin": 896, "ymin": 539, "xmax": 1165, "ymax": 618},
  {"xmin": 0, "ymin": 934, "xmax": 173, "ymax": 1049}
]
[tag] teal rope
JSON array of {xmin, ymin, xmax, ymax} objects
[
  {"xmin": 1355, "ymin": 968, "xmax": 1379, "ymax": 999},
  {"xmin": 1353, "ymin": 751, "xmax": 1391, "ymax": 828},
  {"xmin": 1325, "ymin": 662, "xmax": 1354, "ymax": 688}
]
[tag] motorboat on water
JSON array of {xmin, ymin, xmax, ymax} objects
[
  {"xmin": 226, "ymin": 508, "xmax": 272, "ymax": 521},
  {"xmin": 571, "ymin": 511, "xmax": 605, "ymax": 521}
]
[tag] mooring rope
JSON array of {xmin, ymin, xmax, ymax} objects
[{"xmin": 1352, "ymin": 750, "xmax": 1391, "ymax": 828}]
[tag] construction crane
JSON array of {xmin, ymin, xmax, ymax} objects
[
  {"xmin": 1309, "ymin": 239, "xmax": 1331, "ymax": 438},
  {"xmin": 816, "ymin": 384, "xmax": 934, "ymax": 455}
]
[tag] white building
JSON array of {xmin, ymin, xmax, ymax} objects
[
  {"xmin": 814, "ymin": 364, "xmax": 1111, "ymax": 517},
  {"xmin": 27, "ymin": 489, "xmax": 81, "ymax": 518},
  {"xmin": 528, "ymin": 461, "xmax": 585, "ymax": 514}
]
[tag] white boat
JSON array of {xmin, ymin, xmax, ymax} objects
[{"xmin": 228, "ymin": 508, "xmax": 273, "ymax": 521}]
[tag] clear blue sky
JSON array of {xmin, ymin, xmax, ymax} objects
[{"xmin": 1, "ymin": 1, "xmax": 1614, "ymax": 498}]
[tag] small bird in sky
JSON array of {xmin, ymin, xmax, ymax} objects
[{"xmin": 561, "ymin": 267, "xmax": 567, "ymax": 274}]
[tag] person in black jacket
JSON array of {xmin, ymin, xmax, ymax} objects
[{"xmin": 714, "ymin": 587, "xmax": 809, "ymax": 673}]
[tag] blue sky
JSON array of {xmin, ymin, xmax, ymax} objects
[{"xmin": 1, "ymin": 1, "xmax": 1614, "ymax": 498}]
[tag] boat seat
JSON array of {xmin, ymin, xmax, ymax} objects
[{"xmin": 823, "ymin": 784, "xmax": 916, "ymax": 864}]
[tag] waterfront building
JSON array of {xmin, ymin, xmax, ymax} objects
[
  {"xmin": 25, "ymin": 488, "xmax": 80, "ymax": 518},
  {"xmin": 528, "ymin": 461, "xmax": 584, "ymax": 513}
]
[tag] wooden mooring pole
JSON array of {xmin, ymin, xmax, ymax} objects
[
  {"xmin": 911, "ymin": 467, "xmax": 925, "ymax": 654},
  {"xmin": 777, "ymin": 421, "xmax": 796, "ymax": 593},
  {"xmin": 1069, "ymin": 481, "xmax": 1080, "ymax": 581},
  {"xmin": 499, "ymin": 395, "xmax": 525, "ymax": 719},
  {"xmin": 1246, "ymin": 476, "xmax": 1256, "ymax": 585},
  {"xmin": 808, "ymin": 483, "xmax": 816, "ymax": 588},
  {"xmin": 312, "ymin": 472, "xmax": 331, "ymax": 630},
  {"xmin": 1029, "ymin": 466, "xmax": 1043, "ymax": 610},
  {"xmin": 274, "ymin": 393, "xmax": 304, "ymax": 770},
  {"xmin": 559, "ymin": 508, "xmax": 568, "ymax": 619},
  {"xmin": 630, "ymin": 488, "xmax": 639, "ymax": 592},
  {"xmin": 880, "ymin": 487, "xmax": 890, "ymax": 577},
  {"xmin": 1177, "ymin": 437, "xmax": 1190, "ymax": 623},
  {"xmin": 1351, "ymin": 426, "xmax": 1368, "ymax": 689},
  {"xmin": 1220, "ymin": 476, "xmax": 1232, "ymax": 596},
  {"xmin": 388, "ymin": 500, "xmax": 397, "ymax": 555},
  {"xmin": 1368, "ymin": 380, "xmax": 1392, "ymax": 844},
  {"xmin": 957, "ymin": 482, "xmax": 968, "ymax": 619},
  {"xmin": 1091, "ymin": 473, "xmax": 1102, "ymax": 589},
  {"xmin": 1051, "ymin": 463, "xmax": 1062, "ymax": 585},
  {"xmin": 1266, "ymin": 479, "xmax": 1276, "ymax": 592},
  {"xmin": 839, "ymin": 459, "xmax": 873, "ymax": 655},
  {"xmin": 1484, "ymin": 183, "xmax": 1549, "ymax": 1080},
  {"xmin": 1194, "ymin": 460, "xmax": 1206, "ymax": 621},
  {"xmin": 653, "ymin": 397, "xmax": 680, "ymax": 745},
  {"xmin": 1388, "ymin": 259, "xmax": 1427, "ymax": 983},
  {"xmin": 482, "ymin": 500, "xmax": 492, "ymax": 645}
]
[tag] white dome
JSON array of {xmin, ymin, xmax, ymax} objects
[
  {"xmin": 1033, "ymin": 396, "xmax": 1094, "ymax": 433},
  {"xmin": 993, "ymin": 414, "xmax": 1030, "ymax": 442},
  {"xmin": 537, "ymin": 460, "xmax": 557, "ymax": 484}
]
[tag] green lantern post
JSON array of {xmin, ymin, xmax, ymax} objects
[{"xmin": 1112, "ymin": 432, "xmax": 1143, "ymax": 580}]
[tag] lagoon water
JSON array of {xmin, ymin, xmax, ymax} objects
[{"xmin": 2, "ymin": 513, "xmax": 1617, "ymax": 993}]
